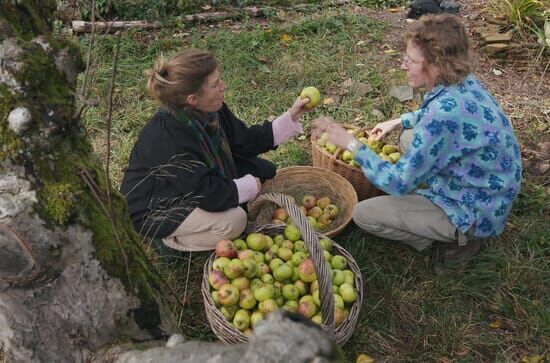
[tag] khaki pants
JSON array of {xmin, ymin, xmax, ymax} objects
[
  {"xmin": 352, "ymin": 129, "xmax": 472, "ymax": 251},
  {"xmin": 163, "ymin": 207, "xmax": 247, "ymax": 251}
]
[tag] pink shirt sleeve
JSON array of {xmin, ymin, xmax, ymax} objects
[
  {"xmin": 233, "ymin": 174, "xmax": 260, "ymax": 204},
  {"xmin": 272, "ymin": 111, "xmax": 303, "ymax": 146}
]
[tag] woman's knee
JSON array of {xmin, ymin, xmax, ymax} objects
[
  {"xmin": 352, "ymin": 198, "xmax": 386, "ymax": 232},
  {"xmin": 214, "ymin": 207, "xmax": 247, "ymax": 239}
]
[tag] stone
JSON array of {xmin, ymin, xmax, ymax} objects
[
  {"xmin": 482, "ymin": 43, "xmax": 511, "ymax": 54},
  {"xmin": 482, "ymin": 33, "xmax": 512, "ymax": 43},
  {"xmin": 8, "ymin": 107, "xmax": 32, "ymax": 134},
  {"xmin": 389, "ymin": 85, "xmax": 414, "ymax": 102}
]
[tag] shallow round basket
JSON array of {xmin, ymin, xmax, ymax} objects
[
  {"xmin": 201, "ymin": 193, "xmax": 364, "ymax": 346},
  {"xmin": 254, "ymin": 166, "xmax": 357, "ymax": 238},
  {"xmin": 311, "ymin": 124, "xmax": 387, "ymax": 201}
]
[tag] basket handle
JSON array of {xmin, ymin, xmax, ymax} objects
[{"xmin": 248, "ymin": 192, "xmax": 336, "ymax": 332}]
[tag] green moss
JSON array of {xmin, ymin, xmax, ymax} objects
[
  {"xmin": 0, "ymin": 0, "xmax": 55, "ymax": 40},
  {"xmin": 41, "ymin": 182, "xmax": 75, "ymax": 224},
  {"xmin": 0, "ymin": 85, "xmax": 24, "ymax": 160}
]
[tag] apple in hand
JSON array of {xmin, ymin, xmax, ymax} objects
[{"xmin": 300, "ymin": 86, "xmax": 321, "ymax": 110}]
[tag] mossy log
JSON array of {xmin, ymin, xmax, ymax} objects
[{"xmin": 0, "ymin": 1, "xmax": 179, "ymax": 362}]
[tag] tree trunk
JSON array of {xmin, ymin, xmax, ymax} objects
[{"xmin": 0, "ymin": 1, "xmax": 179, "ymax": 362}]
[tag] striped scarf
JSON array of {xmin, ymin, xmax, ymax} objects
[{"xmin": 174, "ymin": 108, "xmax": 237, "ymax": 179}]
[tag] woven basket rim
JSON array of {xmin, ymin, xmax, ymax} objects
[{"xmin": 256, "ymin": 166, "xmax": 358, "ymax": 238}]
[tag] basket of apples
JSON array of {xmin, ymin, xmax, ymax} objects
[
  {"xmin": 202, "ymin": 192, "xmax": 364, "ymax": 346},
  {"xmin": 255, "ymin": 166, "xmax": 357, "ymax": 238},
  {"xmin": 311, "ymin": 124, "xmax": 402, "ymax": 201}
]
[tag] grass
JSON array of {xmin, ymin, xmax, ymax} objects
[{"xmin": 78, "ymin": 4, "xmax": 549, "ymax": 362}]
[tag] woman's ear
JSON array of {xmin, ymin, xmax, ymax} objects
[{"xmin": 186, "ymin": 93, "xmax": 197, "ymax": 107}]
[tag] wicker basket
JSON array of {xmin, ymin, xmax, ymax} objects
[
  {"xmin": 312, "ymin": 124, "xmax": 386, "ymax": 201},
  {"xmin": 253, "ymin": 166, "xmax": 357, "ymax": 238},
  {"xmin": 202, "ymin": 192, "xmax": 364, "ymax": 346}
]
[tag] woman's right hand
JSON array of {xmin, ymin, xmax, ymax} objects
[{"xmin": 371, "ymin": 118, "xmax": 401, "ymax": 141}]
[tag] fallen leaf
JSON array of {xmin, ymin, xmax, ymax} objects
[
  {"xmin": 492, "ymin": 68, "xmax": 504, "ymax": 76},
  {"xmin": 488, "ymin": 319, "xmax": 502, "ymax": 329},
  {"xmin": 356, "ymin": 353, "xmax": 375, "ymax": 363},
  {"xmin": 356, "ymin": 40, "xmax": 366, "ymax": 46},
  {"xmin": 388, "ymin": 7, "xmax": 404, "ymax": 12},
  {"xmin": 297, "ymin": 135, "xmax": 306, "ymax": 140},
  {"xmin": 201, "ymin": 4, "xmax": 212, "ymax": 10},
  {"xmin": 250, "ymin": 80, "xmax": 258, "ymax": 87},
  {"xmin": 384, "ymin": 49, "xmax": 397, "ymax": 55},
  {"xmin": 280, "ymin": 33, "xmax": 292, "ymax": 43},
  {"xmin": 521, "ymin": 355, "xmax": 544, "ymax": 363},
  {"xmin": 322, "ymin": 97, "xmax": 335, "ymax": 105}
]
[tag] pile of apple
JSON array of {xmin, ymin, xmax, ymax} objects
[
  {"xmin": 271, "ymin": 195, "xmax": 339, "ymax": 232},
  {"xmin": 208, "ymin": 226, "xmax": 358, "ymax": 335},
  {"xmin": 316, "ymin": 130, "xmax": 402, "ymax": 166}
]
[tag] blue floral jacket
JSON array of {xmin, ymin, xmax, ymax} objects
[{"xmin": 354, "ymin": 74, "xmax": 522, "ymax": 238}]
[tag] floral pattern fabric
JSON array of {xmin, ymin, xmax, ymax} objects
[{"xmin": 354, "ymin": 74, "xmax": 522, "ymax": 238}]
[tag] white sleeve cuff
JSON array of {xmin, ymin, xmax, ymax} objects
[{"xmin": 272, "ymin": 111, "xmax": 303, "ymax": 146}]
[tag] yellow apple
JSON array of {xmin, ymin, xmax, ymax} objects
[{"xmin": 300, "ymin": 86, "xmax": 321, "ymax": 110}]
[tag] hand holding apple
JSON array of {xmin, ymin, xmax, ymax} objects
[
  {"xmin": 288, "ymin": 96, "xmax": 312, "ymax": 122},
  {"xmin": 299, "ymin": 86, "xmax": 321, "ymax": 110}
]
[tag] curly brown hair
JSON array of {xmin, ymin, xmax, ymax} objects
[
  {"xmin": 405, "ymin": 13, "xmax": 471, "ymax": 86},
  {"xmin": 145, "ymin": 48, "xmax": 218, "ymax": 112}
]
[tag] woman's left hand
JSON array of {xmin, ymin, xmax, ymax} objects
[
  {"xmin": 288, "ymin": 97, "xmax": 312, "ymax": 122},
  {"xmin": 313, "ymin": 116, "xmax": 356, "ymax": 149}
]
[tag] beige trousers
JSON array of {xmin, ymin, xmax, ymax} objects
[
  {"xmin": 163, "ymin": 207, "xmax": 247, "ymax": 251},
  {"xmin": 352, "ymin": 129, "xmax": 472, "ymax": 251}
]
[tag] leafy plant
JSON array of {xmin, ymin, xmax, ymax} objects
[{"xmin": 503, "ymin": 0, "xmax": 547, "ymax": 34}]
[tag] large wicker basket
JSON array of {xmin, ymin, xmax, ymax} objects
[
  {"xmin": 312, "ymin": 124, "xmax": 386, "ymax": 201},
  {"xmin": 202, "ymin": 192, "xmax": 364, "ymax": 346},
  {"xmin": 254, "ymin": 166, "xmax": 357, "ymax": 238}
]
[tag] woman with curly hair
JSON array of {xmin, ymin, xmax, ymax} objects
[{"xmin": 315, "ymin": 14, "xmax": 522, "ymax": 272}]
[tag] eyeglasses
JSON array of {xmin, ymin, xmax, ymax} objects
[{"xmin": 402, "ymin": 54, "xmax": 424, "ymax": 67}]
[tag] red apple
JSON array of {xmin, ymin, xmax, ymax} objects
[
  {"xmin": 215, "ymin": 239, "xmax": 237, "ymax": 259},
  {"xmin": 208, "ymin": 270, "xmax": 229, "ymax": 290},
  {"xmin": 301, "ymin": 195, "xmax": 317, "ymax": 210},
  {"xmin": 298, "ymin": 300, "xmax": 317, "ymax": 319},
  {"xmin": 218, "ymin": 284, "xmax": 240, "ymax": 306},
  {"xmin": 298, "ymin": 259, "xmax": 317, "ymax": 283},
  {"xmin": 272, "ymin": 208, "xmax": 288, "ymax": 221},
  {"xmin": 317, "ymin": 196, "xmax": 332, "ymax": 209}
]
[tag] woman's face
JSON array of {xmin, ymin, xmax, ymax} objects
[
  {"xmin": 401, "ymin": 40, "xmax": 439, "ymax": 90},
  {"xmin": 188, "ymin": 69, "xmax": 226, "ymax": 113}
]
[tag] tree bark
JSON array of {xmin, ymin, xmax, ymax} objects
[{"xmin": 0, "ymin": 1, "xmax": 179, "ymax": 362}]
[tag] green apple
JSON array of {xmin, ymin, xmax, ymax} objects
[
  {"xmin": 233, "ymin": 238, "xmax": 247, "ymax": 251},
  {"xmin": 220, "ymin": 304, "xmax": 237, "ymax": 321},
  {"xmin": 311, "ymin": 314, "xmax": 323, "ymax": 325},
  {"xmin": 291, "ymin": 251, "xmax": 308, "ymax": 267},
  {"xmin": 250, "ymin": 311, "xmax": 264, "ymax": 327},
  {"xmin": 298, "ymin": 300, "xmax": 317, "ymax": 318},
  {"xmin": 269, "ymin": 258, "xmax": 284, "ymax": 272},
  {"xmin": 284, "ymin": 224, "xmax": 301, "ymax": 242},
  {"xmin": 238, "ymin": 288, "xmax": 257, "ymax": 310},
  {"xmin": 282, "ymin": 284, "xmax": 300, "ymax": 300},
  {"xmin": 333, "ymin": 293, "xmax": 345, "ymax": 309},
  {"xmin": 331, "ymin": 255, "xmax": 347, "ymax": 270},
  {"xmin": 339, "ymin": 283, "xmax": 357, "ymax": 303},
  {"xmin": 241, "ymin": 258, "xmax": 258, "ymax": 279},
  {"xmin": 332, "ymin": 269, "xmax": 345, "ymax": 286},
  {"xmin": 253, "ymin": 284, "xmax": 274, "ymax": 302},
  {"xmin": 261, "ymin": 273, "xmax": 274, "ymax": 284},
  {"xmin": 294, "ymin": 280, "xmax": 308, "ymax": 296},
  {"xmin": 258, "ymin": 299, "xmax": 278, "ymax": 314},
  {"xmin": 218, "ymin": 284, "xmax": 240, "ymax": 306},
  {"xmin": 253, "ymin": 251, "xmax": 265, "ymax": 264},
  {"xmin": 250, "ymin": 278, "xmax": 263, "ymax": 291},
  {"xmin": 277, "ymin": 247, "xmax": 293, "ymax": 262},
  {"xmin": 231, "ymin": 276, "xmax": 250, "ymax": 291},
  {"xmin": 212, "ymin": 257, "xmax": 231, "ymax": 272},
  {"xmin": 319, "ymin": 238, "xmax": 332, "ymax": 252},
  {"xmin": 273, "ymin": 263, "xmax": 293, "ymax": 281},
  {"xmin": 233, "ymin": 309, "xmax": 250, "ymax": 331},
  {"xmin": 293, "ymin": 240, "xmax": 308, "ymax": 253},
  {"xmin": 299, "ymin": 86, "xmax": 321, "ymax": 110},
  {"xmin": 224, "ymin": 258, "xmax": 244, "ymax": 279},
  {"xmin": 343, "ymin": 269, "xmax": 355, "ymax": 286},
  {"xmin": 246, "ymin": 233, "xmax": 267, "ymax": 251}
]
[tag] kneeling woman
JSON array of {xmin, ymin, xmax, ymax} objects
[{"xmin": 121, "ymin": 49, "xmax": 310, "ymax": 251}]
